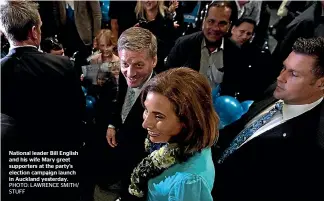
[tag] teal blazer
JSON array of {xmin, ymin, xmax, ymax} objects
[{"xmin": 147, "ymin": 148, "xmax": 215, "ymax": 201}]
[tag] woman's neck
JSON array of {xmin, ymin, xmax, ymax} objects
[{"xmin": 145, "ymin": 9, "xmax": 158, "ymax": 21}]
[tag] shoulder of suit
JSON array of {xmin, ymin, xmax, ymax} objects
[
  {"xmin": 290, "ymin": 3, "xmax": 318, "ymax": 25},
  {"xmin": 177, "ymin": 31, "xmax": 204, "ymax": 44},
  {"xmin": 42, "ymin": 54, "xmax": 74, "ymax": 70}
]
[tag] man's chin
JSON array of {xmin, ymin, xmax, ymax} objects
[
  {"xmin": 273, "ymin": 90, "xmax": 283, "ymax": 100},
  {"xmin": 206, "ymin": 36, "xmax": 222, "ymax": 43},
  {"xmin": 127, "ymin": 81, "xmax": 140, "ymax": 88}
]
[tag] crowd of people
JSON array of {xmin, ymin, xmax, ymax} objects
[{"xmin": 1, "ymin": 1, "xmax": 324, "ymax": 201}]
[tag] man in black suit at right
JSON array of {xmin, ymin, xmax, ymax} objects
[
  {"xmin": 213, "ymin": 37, "xmax": 324, "ymax": 201},
  {"xmin": 1, "ymin": 1, "xmax": 84, "ymax": 200}
]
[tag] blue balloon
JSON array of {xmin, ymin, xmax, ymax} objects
[
  {"xmin": 241, "ymin": 100, "xmax": 254, "ymax": 114},
  {"xmin": 86, "ymin": 96, "xmax": 96, "ymax": 109},
  {"xmin": 212, "ymin": 84, "xmax": 221, "ymax": 100},
  {"xmin": 82, "ymin": 86, "xmax": 87, "ymax": 96},
  {"xmin": 213, "ymin": 96, "xmax": 244, "ymax": 129}
]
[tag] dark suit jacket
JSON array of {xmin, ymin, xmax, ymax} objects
[
  {"xmin": 1, "ymin": 47, "xmax": 84, "ymax": 149},
  {"xmin": 1, "ymin": 47, "xmax": 84, "ymax": 201},
  {"xmin": 166, "ymin": 31, "xmax": 273, "ymax": 101},
  {"xmin": 213, "ymin": 96, "xmax": 324, "ymax": 201},
  {"xmin": 106, "ymin": 72, "xmax": 153, "ymax": 190},
  {"xmin": 57, "ymin": 1, "xmax": 101, "ymax": 45}
]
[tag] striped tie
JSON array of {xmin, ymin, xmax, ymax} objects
[{"xmin": 121, "ymin": 88, "xmax": 136, "ymax": 123}]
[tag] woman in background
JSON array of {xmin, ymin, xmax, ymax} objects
[
  {"xmin": 135, "ymin": 1, "xmax": 177, "ymax": 73},
  {"xmin": 230, "ymin": 18, "xmax": 256, "ymax": 46},
  {"xmin": 123, "ymin": 67, "xmax": 219, "ymax": 201}
]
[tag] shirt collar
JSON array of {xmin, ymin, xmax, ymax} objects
[
  {"xmin": 132, "ymin": 71, "xmax": 153, "ymax": 94},
  {"xmin": 9, "ymin": 45, "xmax": 38, "ymax": 51},
  {"xmin": 282, "ymin": 97, "xmax": 323, "ymax": 121},
  {"xmin": 201, "ymin": 37, "xmax": 225, "ymax": 53}
]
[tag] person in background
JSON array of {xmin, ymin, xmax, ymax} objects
[
  {"xmin": 57, "ymin": 1, "xmax": 101, "ymax": 57},
  {"xmin": 272, "ymin": 1, "xmax": 324, "ymax": 77},
  {"xmin": 230, "ymin": 17, "xmax": 256, "ymax": 46},
  {"xmin": 229, "ymin": 17, "xmax": 274, "ymax": 101},
  {"xmin": 213, "ymin": 37, "xmax": 324, "ymax": 201},
  {"xmin": 89, "ymin": 29, "xmax": 119, "ymax": 65},
  {"xmin": 135, "ymin": 0, "xmax": 177, "ymax": 73},
  {"xmin": 109, "ymin": 1, "xmax": 137, "ymax": 39},
  {"xmin": 0, "ymin": 1, "xmax": 84, "ymax": 200},
  {"xmin": 36, "ymin": 1, "xmax": 60, "ymax": 39},
  {"xmin": 111, "ymin": 62, "xmax": 120, "ymax": 84},
  {"xmin": 41, "ymin": 36, "xmax": 65, "ymax": 56},
  {"xmin": 123, "ymin": 67, "xmax": 218, "ymax": 201}
]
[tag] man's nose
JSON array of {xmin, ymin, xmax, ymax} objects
[
  {"xmin": 127, "ymin": 67, "xmax": 136, "ymax": 77},
  {"xmin": 277, "ymin": 68, "xmax": 287, "ymax": 83}
]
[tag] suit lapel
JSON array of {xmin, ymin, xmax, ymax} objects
[{"xmin": 286, "ymin": 3, "xmax": 316, "ymax": 30}]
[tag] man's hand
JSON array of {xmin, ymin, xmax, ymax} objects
[{"xmin": 106, "ymin": 127, "xmax": 117, "ymax": 147}]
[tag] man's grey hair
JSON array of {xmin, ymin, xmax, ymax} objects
[
  {"xmin": 117, "ymin": 27, "xmax": 157, "ymax": 58},
  {"xmin": 0, "ymin": 1, "xmax": 40, "ymax": 42}
]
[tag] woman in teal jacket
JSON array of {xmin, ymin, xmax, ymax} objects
[{"xmin": 122, "ymin": 67, "xmax": 219, "ymax": 201}]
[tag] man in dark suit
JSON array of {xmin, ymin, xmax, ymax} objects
[
  {"xmin": 166, "ymin": 1, "xmax": 272, "ymax": 101},
  {"xmin": 101, "ymin": 27, "xmax": 157, "ymax": 198},
  {"xmin": 213, "ymin": 37, "xmax": 324, "ymax": 201},
  {"xmin": 0, "ymin": 1, "xmax": 84, "ymax": 200}
]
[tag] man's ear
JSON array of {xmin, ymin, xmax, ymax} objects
[
  {"xmin": 318, "ymin": 77, "xmax": 324, "ymax": 90},
  {"xmin": 152, "ymin": 55, "xmax": 157, "ymax": 68},
  {"xmin": 30, "ymin": 25, "xmax": 38, "ymax": 40}
]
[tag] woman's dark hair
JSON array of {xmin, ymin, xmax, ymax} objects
[{"xmin": 232, "ymin": 17, "xmax": 256, "ymax": 30}]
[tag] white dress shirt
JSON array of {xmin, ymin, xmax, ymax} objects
[
  {"xmin": 240, "ymin": 97, "xmax": 323, "ymax": 147},
  {"xmin": 200, "ymin": 38, "xmax": 225, "ymax": 89}
]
